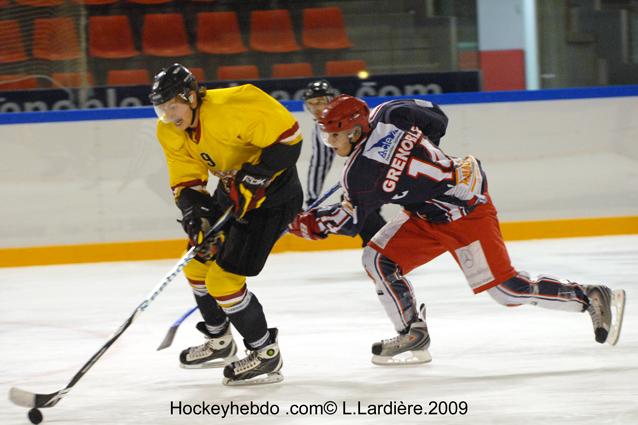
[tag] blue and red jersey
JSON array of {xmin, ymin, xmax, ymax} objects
[{"xmin": 315, "ymin": 99, "xmax": 488, "ymax": 236}]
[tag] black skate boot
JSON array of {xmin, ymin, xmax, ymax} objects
[
  {"xmin": 371, "ymin": 304, "xmax": 432, "ymax": 366},
  {"xmin": 179, "ymin": 322, "xmax": 238, "ymax": 369},
  {"xmin": 584, "ymin": 285, "xmax": 626, "ymax": 345},
  {"xmin": 222, "ymin": 328, "xmax": 283, "ymax": 386}
]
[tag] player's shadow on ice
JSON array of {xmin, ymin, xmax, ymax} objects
[{"xmin": 172, "ymin": 365, "xmax": 636, "ymax": 401}]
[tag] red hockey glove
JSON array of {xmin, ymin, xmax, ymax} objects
[
  {"xmin": 229, "ymin": 168, "xmax": 269, "ymax": 218},
  {"xmin": 288, "ymin": 211, "xmax": 327, "ymax": 240}
]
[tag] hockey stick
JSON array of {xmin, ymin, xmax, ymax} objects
[
  {"xmin": 155, "ymin": 305, "xmax": 198, "ymax": 351},
  {"xmin": 9, "ymin": 207, "xmax": 234, "ymax": 412},
  {"xmin": 156, "ymin": 181, "xmax": 342, "ymax": 351}
]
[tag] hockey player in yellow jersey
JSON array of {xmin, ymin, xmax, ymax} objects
[{"xmin": 150, "ymin": 64, "xmax": 303, "ymax": 385}]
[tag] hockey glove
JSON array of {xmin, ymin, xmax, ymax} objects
[
  {"xmin": 445, "ymin": 155, "xmax": 487, "ymax": 206},
  {"xmin": 229, "ymin": 165, "xmax": 270, "ymax": 218},
  {"xmin": 177, "ymin": 188, "xmax": 218, "ymax": 244},
  {"xmin": 288, "ymin": 210, "xmax": 327, "ymax": 240},
  {"xmin": 193, "ymin": 232, "xmax": 224, "ymax": 263}
]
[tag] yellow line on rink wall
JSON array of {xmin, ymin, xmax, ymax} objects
[
  {"xmin": 0, "ymin": 216, "xmax": 636, "ymax": 267},
  {"xmin": 0, "ymin": 240, "xmax": 188, "ymax": 268},
  {"xmin": 498, "ymin": 215, "xmax": 638, "ymax": 241}
]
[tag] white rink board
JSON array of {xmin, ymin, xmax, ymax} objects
[
  {"xmin": 0, "ymin": 95, "xmax": 637, "ymax": 248},
  {"xmin": 0, "ymin": 235, "xmax": 637, "ymax": 424}
]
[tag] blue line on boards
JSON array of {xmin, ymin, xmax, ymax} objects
[{"xmin": 1, "ymin": 85, "xmax": 637, "ymax": 125}]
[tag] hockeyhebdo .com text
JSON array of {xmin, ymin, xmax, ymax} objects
[
  {"xmin": 169, "ymin": 400, "xmax": 469, "ymax": 418},
  {"xmin": 0, "ymin": 89, "xmax": 143, "ymax": 113},
  {"xmin": 0, "ymin": 82, "xmax": 446, "ymax": 113}
]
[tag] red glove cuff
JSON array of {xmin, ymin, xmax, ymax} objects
[{"xmin": 288, "ymin": 211, "xmax": 326, "ymax": 240}]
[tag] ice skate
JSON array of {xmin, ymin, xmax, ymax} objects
[
  {"xmin": 180, "ymin": 322, "xmax": 238, "ymax": 369},
  {"xmin": 222, "ymin": 328, "xmax": 283, "ymax": 386},
  {"xmin": 371, "ymin": 304, "xmax": 432, "ymax": 366},
  {"xmin": 584, "ymin": 285, "xmax": 625, "ymax": 345}
]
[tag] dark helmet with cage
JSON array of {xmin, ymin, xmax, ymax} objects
[
  {"xmin": 303, "ymin": 80, "xmax": 336, "ymax": 119},
  {"xmin": 318, "ymin": 94, "xmax": 370, "ymax": 137},
  {"xmin": 302, "ymin": 79, "xmax": 335, "ymax": 101}
]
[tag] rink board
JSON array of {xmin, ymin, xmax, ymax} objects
[{"xmin": 0, "ymin": 86, "xmax": 637, "ymax": 266}]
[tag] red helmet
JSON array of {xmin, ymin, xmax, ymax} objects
[{"xmin": 318, "ymin": 94, "xmax": 370, "ymax": 135}]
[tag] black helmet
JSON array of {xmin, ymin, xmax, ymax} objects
[
  {"xmin": 302, "ymin": 79, "xmax": 335, "ymax": 101},
  {"xmin": 149, "ymin": 63, "xmax": 198, "ymax": 105}
]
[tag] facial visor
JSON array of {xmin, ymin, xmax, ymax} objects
[{"xmin": 153, "ymin": 97, "xmax": 187, "ymax": 124}]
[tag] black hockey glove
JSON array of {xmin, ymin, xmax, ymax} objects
[
  {"xmin": 228, "ymin": 164, "xmax": 271, "ymax": 218},
  {"xmin": 193, "ymin": 232, "xmax": 224, "ymax": 263},
  {"xmin": 176, "ymin": 188, "xmax": 219, "ymax": 244}
]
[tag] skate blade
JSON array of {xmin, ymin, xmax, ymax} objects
[
  {"xmin": 606, "ymin": 289, "xmax": 626, "ymax": 346},
  {"xmin": 222, "ymin": 371, "xmax": 284, "ymax": 386},
  {"xmin": 371, "ymin": 349, "xmax": 432, "ymax": 366},
  {"xmin": 180, "ymin": 355, "xmax": 238, "ymax": 369}
]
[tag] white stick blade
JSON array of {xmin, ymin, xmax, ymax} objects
[{"xmin": 8, "ymin": 387, "xmax": 36, "ymax": 407}]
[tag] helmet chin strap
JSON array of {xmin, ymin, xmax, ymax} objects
[
  {"xmin": 189, "ymin": 106, "xmax": 198, "ymax": 127},
  {"xmin": 188, "ymin": 93, "xmax": 200, "ymax": 127},
  {"xmin": 346, "ymin": 130, "xmax": 359, "ymax": 155}
]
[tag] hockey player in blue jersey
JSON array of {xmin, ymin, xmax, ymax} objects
[
  {"xmin": 289, "ymin": 94, "xmax": 626, "ymax": 366},
  {"xmin": 303, "ymin": 80, "xmax": 385, "ymax": 245}
]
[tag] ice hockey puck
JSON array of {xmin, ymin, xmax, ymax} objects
[{"xmin": 28, "ymin": 408, "xmax": 43, "ymax": 424}]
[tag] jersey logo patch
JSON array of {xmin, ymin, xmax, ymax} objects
[{"xmin": 362, "ymin": 122, "xmax": 404, "ymax": 165}]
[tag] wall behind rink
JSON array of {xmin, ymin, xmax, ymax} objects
[{"xmin": 0, "ymin": 87, "xmax": 637, "ymax": 266}]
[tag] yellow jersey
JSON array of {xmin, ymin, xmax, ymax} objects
[{"xmin": 156, "ymin": 84, "xmax": 302, "ymax": 193}]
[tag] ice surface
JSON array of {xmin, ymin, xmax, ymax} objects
[{"xmin": 1, "ymin": 236, "xmax": 637, "ymax": 424}]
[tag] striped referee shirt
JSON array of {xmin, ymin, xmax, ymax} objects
[{"xmin": 306, "ymin": 121, "xmax": 336, "ymax": 205}]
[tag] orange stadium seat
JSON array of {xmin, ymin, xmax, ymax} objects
[
  {"xmin": 107, "ymin": 69, "xmax": 151, "ymax": 86},
  {"xmin": 89, "ymin": 15, "xmax": 139, "ymax": 58},
  {"xmin": 0, "ymin": 0, "xmax": 9, "ymax": 6},
  {"xmin": 302, "ymin": 7, "xmax": 352, "ymax": 50},
  {"xmin": 217, "ymin": 65, "xmax": 259, "ymax": 81},
  {"xmin": 249, "ymin": 10, "xmax": 300, "ymax": 53},
  {"xmin": 0, "ymin": 74, "xmax": 39, "ymax": 90},
  {"xmin": 0, "ymin": 20, "xmax": 28, "ymax": 63},
  {"xmin": 142, "ymin": 13, "xmax": 192, "ymax": 57},
  {"xmin": 15, "ymin": 0, "xmax": 64, "ymax": 6},
  {"xmin": 128, "ymin": 0, "xmax": 172, "ymax": 4},
  {"xmin": 32, "ymin": 17, "xmax": 82, "ymax": 60},
  {"xmin": 196, "ymin": 11, "xmax": 247, "ymax": 54},
  {"xmin": 73, "ymin": 0, "xmax": 119, "ymax": 5},
  {"xmin": 189, "ymin": 67, "xmax": 206, "ymax": 82},
  {"xmin": 51, "ymin": 72, "xmax": 95, "ymax": 88},
  {"xmin": 325, "ymin": 59, "xmax": 368, "ymax": 76},
  {"xmin": 272, "ymin": 62, "xmax": 313, "ymax": 79}
]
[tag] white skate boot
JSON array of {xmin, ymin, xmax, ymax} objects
[
  {"xmin": 223, "ymin": 328, "xmax": 283, "ymax": 386},
  {"xmin": 180, "ymin": 322, "xmax": 238, "ymax": 369},
  {"xmin": 584, "ymin": 285, "xmax": 626, "ymax": 345},
  {"xmin": 371, "ymin": 304, "xmax": 432, "ymax": 366}
]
